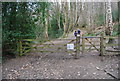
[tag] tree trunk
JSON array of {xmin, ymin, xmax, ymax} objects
[
  {"xmin": 67, "ymin": 2, "xmax": 75, "ymax": 34},
  {"xmin": 81, "ymin": 2, "xmax": 86, "ymax": 27},
  {"xmin": 45, "ymin": 9, "xmax": 49, "ymax": 39},
  {"xmin": 105, "ymin": 2, "xmax": 114, "ymax": 44},
  {"xmin": 57, "ymin": 2, "xmax": 61, "ymax": 30},
  {"xmin": 105, "ymin": 2, "xmax": 113, "ymax": 36},
  {"xmin": 62, "ymin": 2, "xmax": 69, "ymax": 37}
]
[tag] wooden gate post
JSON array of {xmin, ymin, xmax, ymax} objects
[
  {"xmin": 100, "ymin": 33, "xmax": 105, "ymax": 56},
  {"xmin": 82, "ymin": 34, "xmax": 85, "ymax": 54},
  {"xmin": 75, "ymin": 34, "xmax": 80, "ymax": 59},
  {"xmin": 17, "ymin": 40, "xmax": 20, "ymax": 56},
  {"xmin": 17, "ymin": 40, "xmax": 22, "ymax": 56},
  {"xmin": 19, "ymin": 40, "xmax": 23, "ymax": 56}
]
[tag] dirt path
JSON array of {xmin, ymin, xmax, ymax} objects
[{"xmin": 2, "ymin": 32, "xmax": 119, "ymax": 79}]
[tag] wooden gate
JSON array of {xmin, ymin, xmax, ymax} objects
[
  {"xmin": 81, "ymin": 36, "xmax": 101, "ymax": 55},
  {"xmin": 17, "ymin": 33, "xmax": 120, "ymax": 58},
  {"xmin": 17, "ymin": 38, "xmax": 79, "ymax": 58},
  {"xmin": 81, "ymin": 33, "xmax": 120, "ymax": 56}
]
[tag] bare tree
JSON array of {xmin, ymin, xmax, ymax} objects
[
  {"xmin": 61, "ymin": 2, "xmax": 69, "ymax": 37},
  {"xmin": 105, "ymin": 1, "xmax": 113, "ymax": 36}
]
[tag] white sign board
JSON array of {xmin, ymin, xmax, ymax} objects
[
  {"xmin": 77, "ymin": 34, "xmax": 80, "ymax": 37},
  {"xmin": 67, "ymin": 44, "xmax": 74, "ymax": 50}
]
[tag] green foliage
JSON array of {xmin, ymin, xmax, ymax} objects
[
  {"xmin": 96, "ymin": 9, "xmax": 118, "ymax": 27},
  {"xmin": 96, "ymin": 14, "xmax": 105, "ymax": 26},
  {"xmin": 2, "ymin": 2, "xmax": 36, "ymax": 57},
  {"xmin": 112, "ymin": 10, "xmax": 118, "ymax": 22},
  {"xmin": 48, "ymin": 14, "xmax": 63, "ymax": 39},
  {"xmin": 2, "ymin": 2, "xmax": 63, "ymax": 58},
  {"xmin": 32, "ymin": 2, "xmax": 51, "ymax": 40},
  {"xmin": 48, "ymin": 19, "xmax": 63, "ymax": 39},
  {"xmin": 112, "ymin": 24, "xmax": 120, "ymax": 36}
]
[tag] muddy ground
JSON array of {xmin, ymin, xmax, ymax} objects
[{"xmin": 2, "ymin": 51, "xmax": 119, "ymax": 79}]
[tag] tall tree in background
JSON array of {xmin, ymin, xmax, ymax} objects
[
  {"xmin": 41, "ymin": 2, "xmax": 50, "ymax": 39},
  {"xmin": 62, "ymin": 2, "xmax": 69, "ymax": 37},
  {"xmin": 105, "ymin": 1, "xmax": 115, "ymax": 44},
  {"xmin": 105, "ymin": 2, "xmax": 113, "ymax": 36},
  {"xmin": 45, "ymin": 8, "xmax": 49, "ymax": 39}
]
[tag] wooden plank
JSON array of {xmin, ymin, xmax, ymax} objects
[
  {"xmin": 42, "ymin": 44, "xmax": 66, "ymax": 45},
  {"xmin": 103, "ymin": 53, "xmax": 120, "ymax": 55},
  {"xmin": 84, "ymin": 40, "xmax": 100, "ymax": 42},
  {"xmin": 68, "ymin": 39, "xmax": 76, "ymax": 44},
  {"xmin": 55, "ymin": 39, "xmax": 76, "ymax": 40},
  {"xmin": 36, "ymin": 46, "xmax": 66, "ymax": 49},
  {"xmin": 85, "ymin": 49, "xmax": 100, "ymax": 51},
  {"xmin": 86, "ymin": 43, "xmax": 92, "ymax": 51},
  {"xmin": 39, "ymin": 45, "xmax": 51, "ymax": 49},
  {"xmin": 23, "ymin": 48, "xmax": 32, "ymax": 54},
  {"xmin": 31, "ymin": 50, "xmax": 70, "ymax": 53},
  {"xmin": 85, "ymin": 45, "xmax": 100, "ymax": 46},
  {"xmin": 22, "ymin": 39, "xmax": 37, "ymax": 41},
  {"xmin": 104, "ymin": 36, "xmax": 118, "ymax": 39},
  {"xmin": 81, "ymin": 36, "xmax": 101, "ymax": 38},
  {"xmin": 106, "ymin": 44, "xmax": 120, "ymax": 46},
  {"xmin": 106, "ymin": 50, "xmax": 120, "ymax": 52}
]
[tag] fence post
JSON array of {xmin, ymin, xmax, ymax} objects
[
  {"xmin": 82, "ymin": 34, "xmax": 85, "ymax": 54},
  {"xmin": 17, "ymin": 40, "xmax": 20, "ymax": 56},
  {"xmin": 100, "ymin": 33, "xmax": 105, "ymax": 56},
  {"xmin": 19, "ymin": 40, "xmax": 23, "ymax": 56},
  {"xmin": 75, "ymin": 34, "xmax": 80, "ymax": 59}
]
